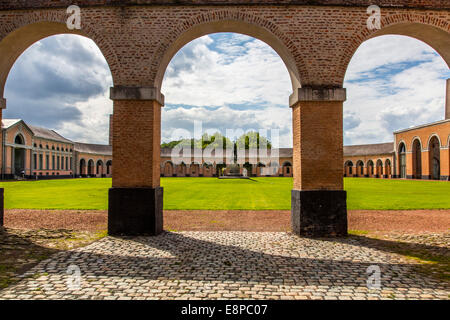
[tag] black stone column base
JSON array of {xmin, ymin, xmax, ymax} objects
[
  {"xmin": 108, "ymin": 187, "xmax": 163, "ymax": 236},
  {"xmin": 291, "ymin": 190, "xmax": 347, "ymax": 237}
]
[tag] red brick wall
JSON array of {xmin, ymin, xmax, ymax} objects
[
  {"xmin": 112, "ymin": 100, "xmax": 161, "ymax": 188},
  {"xmin": 0, "ymin": 6, "xmax": 448, "ymax": 92},
  {"xmin": 0, "ymin": 1, "xmax": 448, "ymax": 10},
  {"xmin": 292, "ymin": 101, "xmax": 343, "ymax": 190},
  {"xmin": 395, "ymin": 121, "xmax": 450, "ymax": 178}
]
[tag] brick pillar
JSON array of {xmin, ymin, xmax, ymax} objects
[
  {"xmin": 108, "ymin": 87, "xmax": 164, "ymax": 236},
  {"xmin": 406, "ymin": 152, "xmax": 413, "ymax": 179},
  {"xmin": 109, "ymin": 114, "xmax": 113, "ymax": 146},
  {"xmin": 0, "ymin": 98, "xmax": 5, "ymax": 223},
  {"xmin": 290, "ymin": 87, "xmax": 347, "ymax": 237},
  {"xmin": 446, "ymin": 79, "xmax": 450, "ymax": 120}
]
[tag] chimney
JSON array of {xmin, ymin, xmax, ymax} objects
[
  {"xmin": 109, "ymin": 114, "xmax": 113, "ymax": 145},
  {"xmin": 446, "ymin": 79, "xmax": 450, "ymax": 120}
]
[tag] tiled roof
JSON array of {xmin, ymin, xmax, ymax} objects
[
  {"xmin": 343, "ymin": 142, "xmax": 394, "ymax": 157},
  {"xmin": 28, "ymin": 124, "xmax": 73, "ymax": 144},
  {"xmin": 75, "ymin": 142, "xmax": 112, "ymax": 155},
  {"xmin": 1, "ymin": 119, "xmax": 21, "ymax": 129},
  {"xmin": 2, "ymin": 119, "xmax": 73, "ymax": 143}
]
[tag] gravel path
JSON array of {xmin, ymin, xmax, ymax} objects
[{"xmin": 4, "ymin": 209, "xmax": 450, "ymax": 233}]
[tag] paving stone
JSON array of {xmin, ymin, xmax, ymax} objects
[{"xmin": 0, "ymin": 232, "xmax": 448, "ymax": 300}]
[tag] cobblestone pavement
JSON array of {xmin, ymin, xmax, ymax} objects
[{"xmin": 0, "ymin": 232, "xmax": 448, "ymax": 300}]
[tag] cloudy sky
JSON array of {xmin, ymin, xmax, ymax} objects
[{"xmin": 4, "ymin": 33, "xmax": 449, "ymax": 147}]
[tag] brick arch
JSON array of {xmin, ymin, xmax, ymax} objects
[
  {"xmin": 0, "ymin": 11, "xmax": 118, "ymax": 98},
  {"xmin": 397, "ymin": 140, "xmax": 407, "ymax": 152},
  {"xmin": 339, "ymin": 13, "xmax": 450, "ymax": 86},
  {"xmin": 411, "ymin": 136, "xmax": 423, "ymax": 152},
  {"xmin": 427, "ymin": 133, "xmax": 442, "ymax": 150},
  {"xmin": 152, "ymin": 10, "xmax": 304, "ymax": 93}
]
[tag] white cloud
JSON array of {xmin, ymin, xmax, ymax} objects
[
  {"xmin": 162, "ymin": 34, "xmax": 292, "ymax": 107},
  {"xmin": 344, "ymin": 35, "xmax": 449, "ymax": 145},
  {"xmin": 162, "ymin": 105, "xmax": 292, "ymax": 148}
]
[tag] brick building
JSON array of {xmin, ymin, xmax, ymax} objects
[
  {"xmin": 0, "ymin": 0, "xmax": 449, "ymax": 235},
  {"xmin": 343, "ymin": 79, "xmax": 450, "ymax": 181},
  {"xmin": 1, "ymin": 119, "xmax": 112, "ymax": 179},
  {"xmin": 3, "ymin": 80, "xmax": 449, "ymax": 181}
]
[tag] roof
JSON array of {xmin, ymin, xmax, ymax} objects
[
  {"xmin": 343, "ymin": 142, "xmax": 394, "ymax": 157},
  {"xmin": 1, "ymin": 119, "xmax": 22, "ymax": 129},
  {"xmin": 393, "ymin": 118, "xmax": 450, "ymax": 134},
  {"xmin": 2, "ymin": 119, "xmax": 73, "ymax": 143},
  {"xmin": 27, "ymin": 124, "xmax": 73, "ymax": 144},
  {"xmin": 75, "ymin": 142, "xmax": 112, "ymax": 155}
]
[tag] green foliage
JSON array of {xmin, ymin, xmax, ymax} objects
[
  {"xmin": 161, "ymin": 131, "xmax": 271, "ymax": 150},
  {"xmin": 236, "ymin": 131, "xmax": 272, "ymax": 149}
]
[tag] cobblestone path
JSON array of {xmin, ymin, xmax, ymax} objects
[{"xmin": 0, "ymin": 232, "xmax": 448, "ymax": 300}]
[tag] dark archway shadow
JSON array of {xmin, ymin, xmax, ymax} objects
[{"xmin": 0, "ymin": 227, "xmax": 64, "ymax": 289}]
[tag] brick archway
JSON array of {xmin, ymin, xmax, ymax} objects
[
  {"xmin": 152, "ymin": 11, "xmax": 303, "ymax": 93},
  {"xmin": 340, "ymin": 14, "xmax": 450, "ymax": 85},
  {"xmin": 0, "ymin": 16, "xmax": 118, "ymax": 100},
  {"xmin": 1, "ymin": 2, "xmax": 448, "ymax": 237}
]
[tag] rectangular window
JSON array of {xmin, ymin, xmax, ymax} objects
[
  {"xmin": 66, "ymin": 157, "xmax": 68, "ymax": 171},
  {"xmin": 57, "ymin": 156, "xmax": 60, "ymax": 170},
  {"xmin": 61, "ymin": 156, "xmax": 64, "ymax": 170},
  {"xmin": 46, "ymin": 155, "xmax": 49, "ymax": 170},
  {"xmin": 70, "ymin": 157, "xmax": 72, "ymax": 170},
  {"xmin": 39, "ymin": 154, "xmax": 43, "ymax": 170},
  {"xmin": 52, "ymin": 155, "xmax": 55, "ymax": 170},
  {"xmin": 33, "ymin": 154, "xmax": 37, "ymax": 170}
]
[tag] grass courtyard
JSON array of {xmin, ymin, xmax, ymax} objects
[{"xmin": 0, "ymin": 177, "xmax": 450, "ymax": 210}]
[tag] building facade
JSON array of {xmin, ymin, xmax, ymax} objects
[
  {"xmin": 2, "ymin": 117, "xmax": 449, "ymax": 181},
  {"xmin": 2, "ymin": 80, "xmax": 449, "ymax": 181},
  {"xmin": 1, "ymin": 119, "xmax": 112, "ymax": 179}
]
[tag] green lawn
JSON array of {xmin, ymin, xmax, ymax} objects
[{"xmin": 0, "ymin": 177, "xmax": 449, "ymax": 210}]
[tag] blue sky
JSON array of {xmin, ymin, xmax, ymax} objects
[{"xmin": 3, "ymin": 32, "xmax": 449, "ymax": 147}]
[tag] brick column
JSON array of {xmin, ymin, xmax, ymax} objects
[
  {"xmin": 108, "ymin": 86, "xmax": 164, "ymax": 236},
  {"xmin": 290, "ymin": 87, "xmax": 347, "ymax": 237},
  {"xmin": 406, "ymin": 151, "xmax": 413, "ymax": 179},
  {"xmin": 0, "ymin": 99, "xmax": 5, "ymax": 221},
  {"xmin": 445, "ymin": 79, "xmax": 450, "ymax": 120}
]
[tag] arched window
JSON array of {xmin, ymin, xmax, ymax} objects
[
  {"xmin": 398, "ymin": 142, "xmax": 407, "ymax": 179},
  {"xmin": 367, "ymin": 160, "xmax": 374, "ymax": 176},
  {"xmin": 345, "ymin": 161, "xmax": 354, "ymax": 176},
  {"xmin": 428, "ymin": 136, "xmax": 441, "ymax": 180},
  {"xmin": 14, "ymin": 134, "xmax": 24, "ymax": 145},
  {"xmin": 412, "ymin": 139, "xmax": 422, "ymax": 179},
  {"xmin": 356, "ymin": 161, "xmax": 364, "ymax": 176},
  {"xmin": 376, "ymin": 159, "xmax": 383, "ymax": 177}
]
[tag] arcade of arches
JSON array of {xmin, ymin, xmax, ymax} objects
[{"xmin": 0, "ymin": 1, "xmax": 449, "ymax": 237}]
